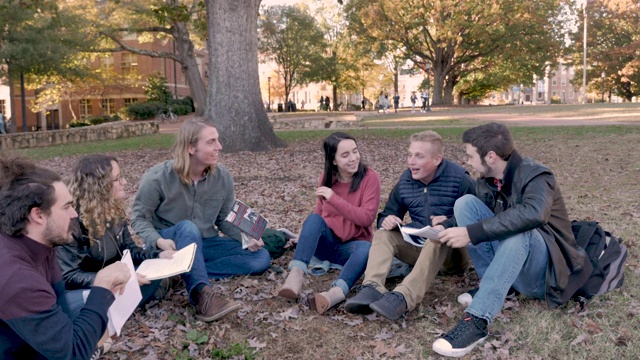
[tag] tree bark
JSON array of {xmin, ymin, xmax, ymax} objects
[
  {"xmin": 205, "ymin": 0, "xmax": 285, "ymax": 153},
  {"xmin": 173, "ymin": 22, "xmax": 206, "ymax": 116}
]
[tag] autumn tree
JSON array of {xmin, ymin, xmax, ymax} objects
[
  {"xmin": 570, "ymin": 0, "xmax": 640, "ymax": 102},
  {"xmin": 204, "ymin": 0, "xmax": 285, "ymax": 152},
  {"xmin": 258, "ymin": 5, "xmax": 327, "ymax": 106},
  {"xmin": 64, "ymin": 0, "xmax": 208, "ymax": 115},
  {"xmin": 344, "ymin": 0, "xmax": 567, "ymax": 105},
  {"xmin": 0, "ymin": 0, "xmax": 89, "ymax": 131}
]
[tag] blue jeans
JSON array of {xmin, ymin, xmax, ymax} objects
[
  {"xmin": 454, "ymin": 195, "xmax": 548, "ymax": 324},
  {"xmin": 290, "ymin": 214, "xmax": 371, "ymax": 295},
  {"xmin": 160, "ymin": 220, "xmax": 271, "ymax": 301}
]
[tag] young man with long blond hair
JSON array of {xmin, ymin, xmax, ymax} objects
[{"xmin": 131, "ymin": 117, "xmax": 270, "ymax": 321}]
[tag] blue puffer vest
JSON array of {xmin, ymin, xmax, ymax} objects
[{"xmin": 398, "ymin": 159, "xmax": 466, "ymax": 228}]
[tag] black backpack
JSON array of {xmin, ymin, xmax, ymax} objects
[{"xmin": 571, "ymin": 221, "xmax": 627, "ymax": 300}]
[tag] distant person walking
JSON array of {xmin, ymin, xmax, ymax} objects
[
  {"xmin": 325, "ymin": 96, "xmax": 331, "ymax": 111},
  {"xmin": 0, "ymin": 113, "xmax": 6, "ymax": 134},
  {"xmin": 361, "ymin": 98, "xmax": 366, "ymax": 111},
  {"xmin": 301, "ymin": 99, "xmax": 306, "ymax": 110},
  {"xmin": 393, "ymin": 93, "xmax": 400, "ymax": 113},
  {"xmin": 410, "ymin": 92, "xmax": 417, "ymax": 113},
  {"xmin": 420, "ymin": 91, "xmax": 428, "ymax": 113},
  {"xmin": 319, "ymin": 96, "xmax": 325, "ymax": 111}
]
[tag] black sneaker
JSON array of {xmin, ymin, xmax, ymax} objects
[
  {"xmin": 369, "ymin": 291, "xmax": 407, "ymax": 320},
  {"xmin": 344, "ymin": 283, "xmax": 383, "ymax": 314},
  {"xmin": 457, "ymin": 287, "xmax": 519, "ymax": 307},
  {"xmin": 432, "ymin": 313, "xmax": 488, "ymax": 358}
]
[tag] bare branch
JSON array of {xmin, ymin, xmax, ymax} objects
[{"xmin": 100, "ymin": 32, "xmax": 182, "ymax": 62}]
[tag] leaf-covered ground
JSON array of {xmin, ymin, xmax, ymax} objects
[{"xmin": 39, "ymin": 127, "xmax": 640, "ymax": 359}]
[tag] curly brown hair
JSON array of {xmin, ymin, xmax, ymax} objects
[{"xmin": 67, "ymin": 155, "xmax": 125, "ymax": 241}]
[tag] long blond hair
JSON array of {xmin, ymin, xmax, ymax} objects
[
  {"xmin": 172, "ymin": 117, "xmax": 217, "ymax": 184},
  {"xmin": 67, "ymin": 155, "xmax": 125, "ymax": 241}
]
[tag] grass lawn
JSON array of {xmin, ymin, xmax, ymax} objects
[{"xmin": 15, "ymin": 121, "xmax": 640, "ymax": 359}]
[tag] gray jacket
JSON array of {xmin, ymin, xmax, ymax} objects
[{"xmin": 131, "ymin": 160, "xmax": 241, "ymax": 248}]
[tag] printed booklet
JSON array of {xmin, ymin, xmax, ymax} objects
[
  {"xmin": 226, "ymin": 200, "xmax": 268, "ymax": 249},
  {"xmin": 136, "ymin": 243, "xmax": 197, "ymax": 280},
  {"xmin": 396, "ymin": 221, "xmax": 441, "ymax": 247}
]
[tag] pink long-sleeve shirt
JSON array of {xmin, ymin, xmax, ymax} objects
[{"xmin": 313, "ymin": 168, "xmax": 381, "ymax": 242}]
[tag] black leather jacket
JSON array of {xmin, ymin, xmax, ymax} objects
[
  {"xmin": 466, "ymin": 151, "xmax": 591, "ymax": 308},
  {"xmin": 57, "ymin": 218, "xmax": 161, "ymax": 290}
]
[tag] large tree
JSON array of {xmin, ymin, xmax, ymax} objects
[
  {"xmin": 344, "ymin": 0, "xmax": 567, "ymax": 105},
  {"xmin": 258, "ymin": 5, "xmax": 327, "ymax": 106},
  {"xmin": 205, "ymin": 0, "xmax": 285, "ymax": 152},
  {"xmin": 570, "ymin": 0, "xmax": 640, "ymax": 102}
]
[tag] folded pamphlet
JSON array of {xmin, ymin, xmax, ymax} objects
[
  {"xmin": 226, "ymin": 200, "xmax": 268, "ymax": 249},
  {"xmin": 396, "ymin": 222, "xmax": 441, "ymax": 247}
]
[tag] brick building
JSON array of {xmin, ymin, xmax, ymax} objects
[{"xmin": 11, "ymin": 36, "xmax": 206, "ymax": 132}]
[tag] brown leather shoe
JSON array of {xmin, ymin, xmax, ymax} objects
[{"xmin": 194, "ymin": 286, "xmax": 240, "ymax": 322}]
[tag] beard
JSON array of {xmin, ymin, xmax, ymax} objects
[{"xmin": 42, "ymin": 218, "xmax": 73, "ymax": 247}]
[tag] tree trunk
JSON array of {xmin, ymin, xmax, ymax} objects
[
  {"xmin": 205, "ymin": 0, "xmax": 285, "ymax": 153},
  {"xmin": 432, "ymin": 68, "xmax": 446, "ymax": 105},
  {"xmin": 332, "ymin": 85, "xmax": 338, "ymax": 111},
  {"xmin": 443, "ymin": 74, "xmax": 459, "ymax": 105},
  {"xmin": 173, "ymin": 22, "xmax": 206, "ymax": 116}
]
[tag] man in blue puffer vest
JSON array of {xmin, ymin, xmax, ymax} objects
[{"xmin": 345, "ymin": 130, "xmax": 476, "ymax": 320}]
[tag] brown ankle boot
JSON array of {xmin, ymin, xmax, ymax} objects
[
  {"xmin": 194, "ymin": 286, "xmax": 240, "ymax": 322},
  {"xmin": 278, "ymin": 267, "xmax": 304, "ymax": 300},
  {"xmin": 315, "ymin": 287, "xmax": 346, "ymax": 314}
]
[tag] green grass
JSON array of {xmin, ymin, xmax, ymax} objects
[
  {"xmin": 7, "ymin": 134, "xmax": 176, "ymax": 161},
  {"xmin": 11, "ymin": 124, "xmax": 640, "ymax": 161}
]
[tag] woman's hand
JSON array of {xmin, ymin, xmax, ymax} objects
[
  {"xmin": 316, "ymin": 186, "xmax": 334, "ymax": 200},
  {"xmin": 157, "ymin": 238, "xmax": 176, "ymax": 251}
]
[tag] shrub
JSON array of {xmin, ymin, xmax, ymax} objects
[
  {"xmin": 68, "ymin": 121, "xmax": 90, "ymax": 128},
  {"xmin": 169, "ymin": 104, "xmax": 192, "ymax": 116},
  {"xmin": 120, "ymin": 101, "xmax": 165, "ymax": 120},
  {"xmin": 86, "ymin": 115, "xmax": 119, "ymax": 125}
]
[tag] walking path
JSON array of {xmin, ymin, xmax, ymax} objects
[{"xmin": 159, "ymin": 107, "xmax": 640, "ymax": 134}]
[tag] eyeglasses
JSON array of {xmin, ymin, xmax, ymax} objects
[{"xmin": 112, "ymin": 173, "xmax": 126, "ymax": 185}]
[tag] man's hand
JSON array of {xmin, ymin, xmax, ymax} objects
[
  {"xmin": 136, "ymin": 273, "xmax": 151, "ymax": 286},
  {"xmin": 316, "ymin": 186, "xmax": 334, "ymax": 200},
  {"xmin": 157, "ymin": 238, "xmax": 176, "ymax": 251},
  {"xmin": 438, "ymin": 227, "xmax": 471, "ymax": 248},
  {"xmin": 94, "ymin": 262, "xmax": 131, "ymax": 295},
  {"xmin": 430, "ymin": 215, "xmax": 448, "ymax": 227},
  {"xmin": 159, "ymin": 250, "xmax": 175, "ymax": 259},
  {"xmin": 380, "ymin": 215, "xmax": 403, "ymax": 231},
  {"xmin": 247, "ymin": 237, "xmax": 265, "ymax": 252}
]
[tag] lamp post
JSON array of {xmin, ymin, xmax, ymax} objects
[
  {"xmin": 426, "ymin": 62, "xmax": 431, "ymax": 112},
  {"xmin": 267, "ymin": 77, "xmax": 271, "ymax": 112},
  {"xmin": 601, "ymin": 71, "xmax": 605, "ymax": 103}
]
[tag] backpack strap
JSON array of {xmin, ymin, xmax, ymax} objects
[{"xmin": 573, "ymin": 221, "xmax": 598, "ymax": 248}]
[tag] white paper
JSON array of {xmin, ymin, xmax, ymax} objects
[
  {"xmin": 107, "ymin": 250, "xmax": 142, "ymax": 336},
  {"xmin": 397, "ymin": 222, "xmax": 441, "ymax": 247}
]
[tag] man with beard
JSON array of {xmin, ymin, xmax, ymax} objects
[
  {"xmin": 432, "ymin": 123, "xmax": 590, "ymax": 357},
  {"xmin": 344, "ymin": 130, "xmax": 475, "ymax": 320},
  {"xmin": 0, "ymin": 156, "xmax": 131, "ymax": 359}
]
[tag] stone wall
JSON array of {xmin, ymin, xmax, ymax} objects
[
  {"xmin": 0, "ymin": 121, "xmax": 159, "ymax": 150},
  {"xmin": 269, "ymin": 113, "xmax": 359, "ymax": 130}
]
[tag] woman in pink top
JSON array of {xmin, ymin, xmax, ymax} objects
[{"xmin": 278, "ymin": 132, "xmax": 381, "ymax": 314}]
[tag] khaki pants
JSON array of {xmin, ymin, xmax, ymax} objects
[{"xmin": 363, "ymin": 229, "xmax": 470, "ymax": 310}]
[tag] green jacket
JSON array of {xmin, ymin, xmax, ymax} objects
[{"xmin": 131, "ymin": 160, "xmax": 241, "ymax": 248}]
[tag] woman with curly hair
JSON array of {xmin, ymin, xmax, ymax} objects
[{"xmin": 57, "ymin": 154, "xmax": 175, "ymax": 307}]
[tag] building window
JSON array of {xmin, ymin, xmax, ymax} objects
[
  {"xmin": 121, "ymin": 53, "xmax": 138, "ymax": 77},
  {"xmin": 181, "ymin": 69, "xmax": 187, "ymax": 86},
  {"xmin": 124, "ymin": 98, "xmax": 139, "ymax": 106},
  {"xmin": 101, "ymin": 99, "xmax": 115, "ymax": 115},
  {"xmin": 552, "ymin": 91, "xmax": 557, "ymax": 97},
  {"xmin": 79, "ymin": 99, "xmax": 92, "ymax": 119},
  {"xmin": 552, "ymin": 79, "xmax": 557, "ymax": 86},
  {"xmin": 561, "ymin": 76, "xmax": 566, "ymax": 86},
  {"xmin": 0, "ymin": 99, "xmax": 5, "ymax": 116},
  {"xmin": 570, "ymin": 91, "xmax": 575, "ymax": 99},
  {"xmin": 99, "ymin": 55, "xmax": 114, "ymax": 72}
]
